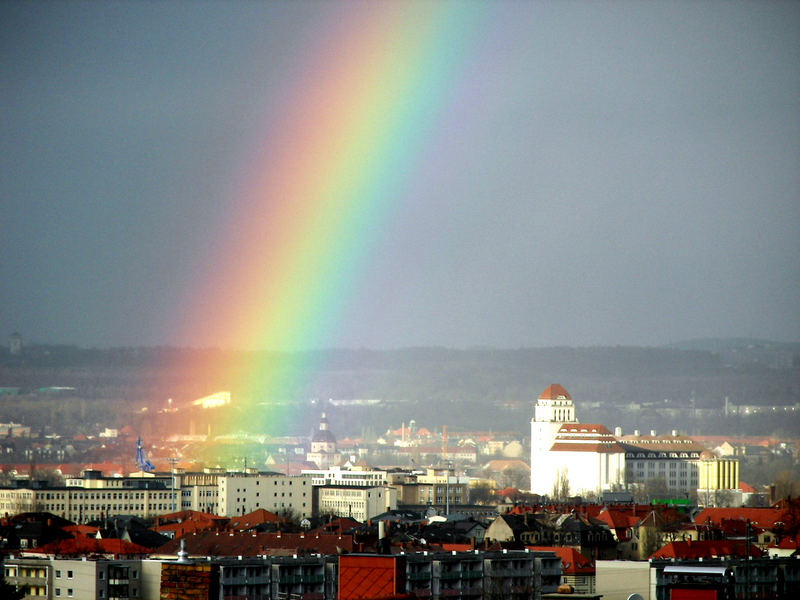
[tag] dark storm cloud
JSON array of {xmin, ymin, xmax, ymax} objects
[{"xmin": 1, "ymin": 1, "xmax": 798, "ymax": 349}]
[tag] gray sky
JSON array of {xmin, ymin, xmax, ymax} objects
[{"xmin": 2, "ymin": 1, "xmax": 799, "ymax": 350}]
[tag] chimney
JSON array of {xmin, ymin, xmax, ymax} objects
[
  {"xmin": 634, "ymin": 430, "xmax": 640, "ymax": 437},
  {"xmin": 672, "ymin": 430, "xmax": 678, "ymax": 437},
  {"xmin": 650, "ymin": 430, "xmax": 657, "ymax": 437},
  {"xmin": 614, "ymin": 427, "xmax": 622, "ymax": 437}
]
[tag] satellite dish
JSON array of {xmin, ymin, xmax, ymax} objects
[
  {"xmin": 300, "ymin": 518, "xmax": 311, "ymax": 530},
  {"xmin": 627, "ymin": 594, "xmax": 645, "ymax": 600}
]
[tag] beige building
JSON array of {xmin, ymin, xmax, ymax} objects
[
  {"xmin": 216, "ymin": 473, "xmax": 313, "ymax": 519},
  {"xmin": 316, "ymin": 485, "xmax": 396, "ymax": 521},
  {"xmin": 697, "ymin": 453, "xmax": 740, "ymax": 506},
  {"xmin": 0, "ymin": 469, "xmax": 314, "ymax": 522},
  {"xmin": 0, "ymin": 471, "xmax": 178, "ymax": 523}
]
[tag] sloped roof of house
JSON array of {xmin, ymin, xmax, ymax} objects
[
  {"xmin": 526, "ymin": 546, "xmax": 595, "ymax": 574},
  {"xmin": 693, "ymin": 507, "xmax": 791, "ymax": 530},
  {"xmin": 739, "ymin": 481, "xmax": 758, "ymax": 493},
  {"xmin": 228, "ymin": 509, "xmax": 279, "ymax": 531},
  {"xmin": 62, "ymin": 524, "xmax": 99, "ymax": 539},
  {"xmin": 153, "ymin": 530, "xmax": 357, "ymax": 558},
  {"xmin": 596, "ymin": 508, "xmax": 640, "ymax": 540},
  {"xmin": 539, "ymin": 384, "xmax": 571, "ymax": 400},
  {"xmin": 650, "ymin": 539, "xmax": 762, "ymax": 560},
  {"xmin": 22, "ymin": 537, "xmax": 151, "ymax": 558}
]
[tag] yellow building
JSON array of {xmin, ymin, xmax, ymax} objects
[{"xmin": 698, "ymin": 452, "xmax": 740, "ymax": 490}]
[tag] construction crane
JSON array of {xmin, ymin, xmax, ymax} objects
[{"xmin": 135, "ymin": 436, "xmax": 155, "ymax": 472}]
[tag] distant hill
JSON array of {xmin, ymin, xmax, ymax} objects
[{"xmin": 664, "ymin": 338, "xmax": 800, "ymax": 352}]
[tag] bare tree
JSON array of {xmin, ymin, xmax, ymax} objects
[
  {"xmin": 470, "ymin": 482, "xmax": 495, "ymax": 505},
  {"xmin": 551, "ymin": 468, "xmax": 570, "ymax": 501}
]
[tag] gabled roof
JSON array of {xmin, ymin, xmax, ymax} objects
[
  {"xmin": 596, "ymin": 508, "xmax": 640, "ymax": 539},
  {"xmin": 228, "ymin": 509, "xmax": 279, "ymax": 531},
  {"xmin": 539, "ymin": 384, "xmax": 571, "ymax": 400}
]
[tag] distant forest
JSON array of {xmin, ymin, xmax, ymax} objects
[{"xmin": 1, "ymin": 341, "xmax": 798, "ymax": 439}]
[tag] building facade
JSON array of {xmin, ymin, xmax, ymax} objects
[
  {"xmin": 216, "ymin": 473, "xmax": 314, "ymax": 519},
  {"xmin": 547, "ymin": 424, "xmax": 626, "ymax": 496},
  {"xmin": 530, "ymin": 384, "xmax": 578, "ymax": 495},
  {"xmin": 619, "ymin": 431, "xmax": 704, "ymax": 496},
  {"xmin": 316, "ymin": 485, "xmax": 397, "ymax": 521}
]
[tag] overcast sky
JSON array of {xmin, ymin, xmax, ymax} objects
[{"xmin": 2, "ymin": 1, "xmax": 798, "ymax": 350}]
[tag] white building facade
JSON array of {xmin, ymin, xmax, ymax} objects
[
  {"xmin": 530, "ymin": 384, "xmax": 578, "ymax": 495},
  {"xmin": 548, "ymin": 424, "xmax": 626, "ymax": 496}
]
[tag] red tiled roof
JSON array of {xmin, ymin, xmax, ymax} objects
[
  {"xmin": 228, "ymin": 509, "xmax": 279, "ymax": 530},
  {"xmin": 62, "ymin": 524, "xmax": 98, "ymax": 539},
  {"xmin": 650, "ymin": 539, "xmax": 762, "ymax": 560},
  {"xmin": 309, "ymin": 517, "xmax": 360, "ymax": 535},
  {"xmin": 694, "ymin": 507, "xmax": 790, "ymax": 530},
  {"xmin": 739, "ymin": 481, "xmax": 757, "ymax": 493},
  {"xmin": 153, "ymin": 530, "xmax": 357, "ymax": 558},
  {"xmin": 596, "ymin": 509, "xmax": 640, "ymax": 539},
  {"xmin": 526, "ymin": 546, "xmax": 595, "ymax": 574},
  {"xmin": 539, "ymin": 384, "xmax": 571, "ymax": 400},
  {"xmin": 23, "ymin": 537, "xmax": 151, "ymax": 557},
  {"xmin": 339, "ymin": 555, "xmax": 404, "ymax": 600},
  {"xmin": 772, "ymin": 534, "xmax": 800, "ymax": 550}
]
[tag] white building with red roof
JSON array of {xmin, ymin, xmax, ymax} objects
[
  {"xmin": 548, "ymin": 423, "xmax": 626, "ymax": 496},
  {"xmin": 530, "ymin": 384, "xmax": 578, "ymax": 495},
  {"xmin": 530, "ymin": 384, "xmax": 626, "ymax": 496}
]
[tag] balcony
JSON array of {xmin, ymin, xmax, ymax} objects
[{"xmin": 278, "ymin": 574, "xmax": 323, "ymax": 585}]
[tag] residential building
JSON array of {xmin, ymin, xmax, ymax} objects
[
  {"xmin": 0, "ymin": 469, "xmax": 314, "ymax": 522},
  {"xmin": 4, "ymin": 556, "xmax": 145, "ymax": 600},
  {"xmin": 216, "ymin": 473, "xmax": 313, "ymax": 519}
]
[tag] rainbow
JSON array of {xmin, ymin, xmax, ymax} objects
[{"xmin": 171, "ymin": 3, "xmax": 489, "ymax": 436}]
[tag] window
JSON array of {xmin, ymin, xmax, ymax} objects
[
  {"xmin": 67, "ymin": 570, "xmax": 74, "ymax": 579},
  {"xmin": 68, "ymin": 589, "xmax": 74, "ymax": 597},
  {"xmin": 56, "ymin": 570, "xmax": 62, "ymax": 578},
  {"xmin": 56, "ymin": 590, "xmax": 62, "ymax": 597}
]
